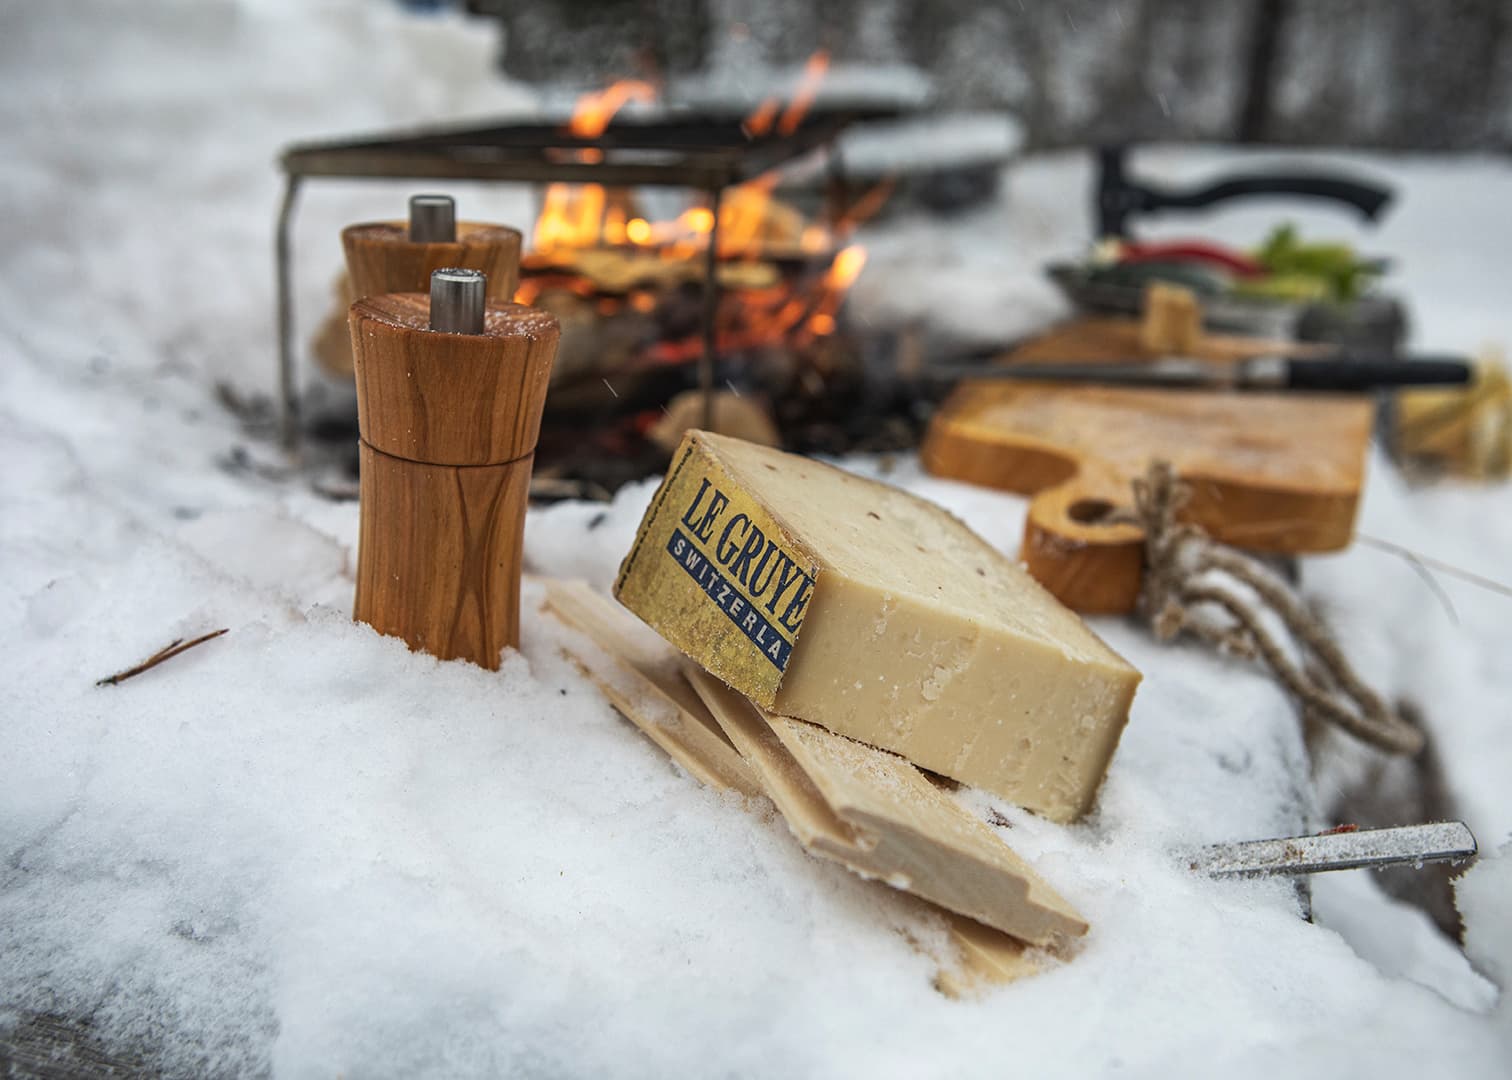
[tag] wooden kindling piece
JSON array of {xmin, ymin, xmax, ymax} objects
[{"xmin": 348, "ymin": 269, "xmax": 559, "ymax": 669}]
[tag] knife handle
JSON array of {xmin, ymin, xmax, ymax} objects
[{"xmin": 1285, "ymin": 357, "xmax": 1473, "ymax": 392}]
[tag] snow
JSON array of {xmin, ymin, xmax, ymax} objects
[
  {"xmin": 672, "ymin": 60, "xmax": 934, "ymax": 115},
  {"xmin": 835, "ymin": 111, "xmax": 1025, "ymax": 177},
  {"xmin": 1457, "ymin": 844, "xmax": 1512, "ymax": 1056},
  {"xmin": 2, "ymin": 1, "xmax": 1511, "ymax": 1076}
]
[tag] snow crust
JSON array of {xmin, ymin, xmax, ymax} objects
[
  {"xmin": 1458, "ymin": 845, "xmax": 1512, "ymax": 1057},
  {"xmin": 1, "ymin": 2, "xmax": 1509, "ymax": 1076}
]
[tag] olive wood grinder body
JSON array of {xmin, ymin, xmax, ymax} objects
[
  {"xmin": 342, "ymin": 195, "xmax": 523, "ymax": 303},
  {"xmin": 349, "ymin": 269, "xmax": 559, "ymax": 668}
]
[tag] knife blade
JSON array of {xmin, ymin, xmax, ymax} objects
[
  {"xmin": 931, "ymin": 355, "xmax": 1473, "ymax": 393},
  {"xmin": 1185, "ymin": 821, "xmax": 1477, "ymax": 879}
]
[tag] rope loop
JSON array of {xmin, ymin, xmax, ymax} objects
[{"xmin": 1128, "ymin": 461, "xmax": 1424, "ymax": 757}]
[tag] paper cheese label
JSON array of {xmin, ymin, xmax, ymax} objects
[{"xmin": 615, "ymin": 436, "xmax": 819, "ymax": 705}]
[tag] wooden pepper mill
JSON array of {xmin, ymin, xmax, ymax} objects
[
  {"xmin": 349, "ymin": 268, "xmax": 560, "ymax": 668},
  {"xmin": 342, "ymin": 194, "xmax": 523, "ymax": 305}
]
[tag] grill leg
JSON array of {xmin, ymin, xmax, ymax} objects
[
  {"xmin": 700, "ymin": 186, "xmax": 723, "ymax": 433},
  {"xmin": 276, "ymin": 175, "xmax": 302, "ymax": 453},
  {"xmin": 825, "ymin": 142, "xmax": 849, "ymax": 233}
]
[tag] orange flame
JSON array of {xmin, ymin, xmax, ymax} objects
[
  {"xmin": 777, "ymin": 50, "xmax": 830, "ymax": 136},
  {"xmin": 533, "ymin": 54, "xmax": 846, "ymax": 259},
  {"xmin": 568, "ymin": 79, "xmax": 656, "ymax": 138},
  {"xmin": 802, "ymin": 244, "xmax": 866, "ymax": 338},
  {"xmin": 523, "ymin": 57, "xmax": 874, "ymax": 354},
  {"xmin": 742, "ymin": 50, "xmax": 830, "ymax": 139},
  {"xmin": 839, "ymin": 179, "xmax": 895, "ymax": 231},
  {"xmin": 742, "ymin": 96, "xmax": 781, "ymax": 138},
  {"xmin": 534, "ymin": 79, "xmax": 656, "ymax": 253},
  {"xmin": 825, "ymin": 244, "xmax": 868, "ymax": 291}
]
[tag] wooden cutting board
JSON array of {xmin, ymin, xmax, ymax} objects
[{"xmin": 920, "ymin": 318, "xmax": 1374, "ymax": 614}]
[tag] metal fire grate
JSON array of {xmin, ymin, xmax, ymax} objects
[{"xmin": 275, "ymin": 109, "xmax": 888, "ymax": 450}]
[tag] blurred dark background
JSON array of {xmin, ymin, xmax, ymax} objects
[{"xmin": 460, "ymin": 0, "xmax": 1512, "ymax": 152}]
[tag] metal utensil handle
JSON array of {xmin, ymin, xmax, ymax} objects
[{"xmin": 1286, "ymin": 357, "xmax": 1473, "ymax": 392}]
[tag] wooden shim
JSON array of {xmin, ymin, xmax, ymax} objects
[
  {"xmin": 771, "ymin": 710, "xmax": 1089, "ymax": 945},
  {"xmin": 535, "ymin": 579, "xmax": 1055, "ymax": 994},
  {"xmin": 933, "ymin": 913, "xmax": 1049, "ymax": 997},
  {"xmin": 684, "ymin": 667, "xmax": 1088, "ymax": 948},
  {"xmin": 540, "ymin": 579, "xmax": 761, "ymax": 797}
]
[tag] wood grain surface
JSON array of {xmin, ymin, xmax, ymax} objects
[
  {"xmin": 921, "ymin": 317, "xmax": 1374, "ymax": 613},
  {"xmin": 536, "ymin": 579, "xmax": 1062, "ymax": 993},
  {"xmin": 354, "ymin": 445, "xmax": 533, "ymax": 668},
  {"xmin": 342, "ymin": 220, "xmax": 522, "ymax": 302},
  {"xmin": 349, "ymin": 295, "xmax": 558, "ymax": 667},
  {"xmin": 350, "ymin": 294, "xmax": 559, "ymax": 466}
]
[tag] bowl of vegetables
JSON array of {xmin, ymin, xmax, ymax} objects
[{"xmin": 1048, "ymin": 223, "xmax": 1406, "ymax": 350}]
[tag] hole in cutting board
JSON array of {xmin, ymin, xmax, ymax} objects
[{"xmin": 1067, "ymin": 498, "xmax": 1117, "ymax": 525}]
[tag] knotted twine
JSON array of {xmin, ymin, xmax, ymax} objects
[{"xmin": 1127, "ymin": 461, "xmax": 1424, "ymax": 756}]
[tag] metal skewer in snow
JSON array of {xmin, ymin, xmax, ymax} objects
[{"xmin": 1189, "ymin": 821, "xmax": 1477, "ymax": 879}]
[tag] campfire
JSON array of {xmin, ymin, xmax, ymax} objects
[
  {"xmin": 289, "ymin": 54, "xmax": 921, "ymax": 494},
  {"xmin": 516, "ymin": 63, "xmax": 913, "ymax": 493}
]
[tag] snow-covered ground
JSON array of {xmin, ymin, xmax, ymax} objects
[{"xmin": 1, "ymin": 2, "xmax": 1509, "ymax": 1076}]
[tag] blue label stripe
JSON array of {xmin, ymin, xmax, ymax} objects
[{"xmin": 666, "ymin": 529, "xmax": 792, "ymax": 672}]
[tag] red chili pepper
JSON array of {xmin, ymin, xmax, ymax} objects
[{"xmin": 1119, "ymin": 241, "xmax": 1265, "ymax": 278}]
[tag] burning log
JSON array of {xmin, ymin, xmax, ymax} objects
[
  {"xmin": 520, "ymin": 239, "xmax": 864, "ymax": 409},
  {"xmin": 519, "ymin": 248, "xmax": 779, "ymax": 295},
  {"xmin": 649, "ymin": 389, "xmax": 781, "ymax": 452}
]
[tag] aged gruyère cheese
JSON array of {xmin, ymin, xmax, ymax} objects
[{"xmin": 614, "ymin": 431, "xmax": 1141, "ymax": 822}]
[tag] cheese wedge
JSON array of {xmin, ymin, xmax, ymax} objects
[{"xmin": 615, "ymin": 431, "xmax": 1141, "ymax": 822}]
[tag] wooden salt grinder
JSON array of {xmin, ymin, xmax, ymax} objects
[
  {"xmin": 349, "ymin": 269, "xmax": 560, "ymax": 668},
  {"xmin": 342, "ymin": 194, "xmax": 523, "ymax": 304}
]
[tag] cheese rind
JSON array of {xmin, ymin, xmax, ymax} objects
[
  {"xmin": 614, "ymin": 438, "xmax": 821, "ymax": 703},
  {"xmin": 615, "ymin": 431, "xmax": 1141, "ymax": 821}
]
